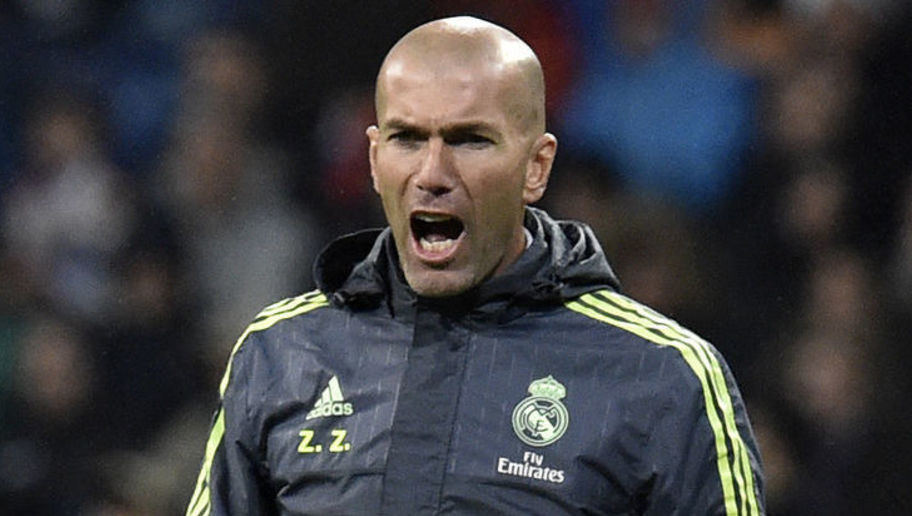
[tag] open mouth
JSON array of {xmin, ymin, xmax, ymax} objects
[{"xmin": 411, "ymin": 213, "xmax": 465, "ymax": 256}]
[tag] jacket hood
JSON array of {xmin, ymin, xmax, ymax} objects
[{"xmin": 314, "ymin": 207, "xmax": 620, "ymax": 320}]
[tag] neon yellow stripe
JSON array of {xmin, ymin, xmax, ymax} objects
[
  {"xmin": 587, "ymin": 292, "xmax": 757, "ymax": 515},
  {"xmin": 256, "ymin": 297, "xmax": 297, "ymax": 317},
  {"xmin": 566, "ymin": 296, "xmax": 740, "ymax": 516},
  {"xmin": 568, "ymin": 296, "xmax": 739, "ymax": 514},
  {"xmin": 194, "ymin": 498, "xmax": 209, "ymax": 516},
  {"xmin": 255, "ymin": 290, "xmax": 326, "ymax": 319},
  {"xmin": 186, "ymin": 409, "xmax": 225, "ymax": 516},
  {"xmin": 595, "ymin": 292, "xmax": 751, "ymax": 512},
  {"xmin": 600, "ymin": 292, "xmax": 760, "ymax": 515},
  {"xmin": 261, "ymin": 296, "xmax": 296, "ymax": 312},
  {"xmin": 220, "ymin": 296, "xmax": 328, "ymax": 397},
  {"xmin": 599, "ymin": 292, "xmax": 760, "ymax": 515},
  {"xmin": 187, "ymin": 295, "xmax": 329, "ymax": 515},
  {"xmin": 189, "ymin": 493, "xmax": 209, "ymax": 516}
]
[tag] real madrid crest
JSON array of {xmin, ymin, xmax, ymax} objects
[{"xmin": 511, "ymin": 375, "xmax": 569, "ymax": 447}]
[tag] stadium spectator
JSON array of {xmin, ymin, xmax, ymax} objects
[
  {"xmin": 154, "ymin": 29, "xmax": 324, "ymax": 374},
  {"xmin": 559, "ymin": 0, "xmax": 759, "ymax": 212},
  {"xmin": 0, "ymin": 92, "xmax": 138, "ymax": 326}
]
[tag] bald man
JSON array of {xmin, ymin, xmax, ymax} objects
[{"xmin": 187, "ymin": 17, "xmax": 765, "ymax": 516}]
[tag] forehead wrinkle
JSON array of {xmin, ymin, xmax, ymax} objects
[{"xmin": 384, "ymin": 116, "xmax": 495, "ymax": 132}]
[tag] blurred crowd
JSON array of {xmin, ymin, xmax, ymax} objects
[{"xmin": 0, "ymin": 0, "xmax": 910, "ymax": 514}]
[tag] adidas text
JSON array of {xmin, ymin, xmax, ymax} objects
[
  {"xmin": 306, "ymin": 402, "xmax": 353, "ymax": 420},
  {"xmin": 306, "ymin": 376, "xmax": 354, "ymax": 420}
]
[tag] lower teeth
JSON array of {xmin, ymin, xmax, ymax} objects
[{"xmin": 420, "ymin": 237, "xmax": 455, "ymax": 253}]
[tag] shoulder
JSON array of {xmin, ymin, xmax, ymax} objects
[
  {"xmin": 565, "ymin": 293, "xmax": 765, "ymax": 515},
  {"xmin": 247, "ymin": 289, "xmax": 332, "ymax": 331},
  {"xmin": 217, "ymin": 289, "xmax": 332, "ymax": 396},
  {"xmin": 562, "ymin": 288, "xmax": 729, "ymax": 390},
  {"xmin": 236, "ymin": 289, "xmax": 334, "ymax": 350}
]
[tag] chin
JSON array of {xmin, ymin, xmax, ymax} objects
[{"xmin": 405, "ymin": 269, "xmax": 476, "ymax": 298}]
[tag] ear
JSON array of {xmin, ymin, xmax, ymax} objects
[
  {"xmin": 366, "ymin": 125, "xmax": 380, "ymax": 193},
  {"xmin": 522, "ymin": 132, "xmax": 557, "ymax": 204}
]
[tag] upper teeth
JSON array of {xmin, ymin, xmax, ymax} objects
[{"xmin": 415, "ymin": 213, "xmax": 451, "ymax": 222}]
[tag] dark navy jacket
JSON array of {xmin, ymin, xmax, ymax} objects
[{"xmin": 187, "ymin": 207, "xmax": 765, "ymax": 515}]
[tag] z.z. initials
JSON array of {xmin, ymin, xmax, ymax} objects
[{"xmin": 298, "ymin": 428, "xmax": 352, "ymax": 454}]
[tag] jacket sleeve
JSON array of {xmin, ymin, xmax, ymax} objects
[
  {"xmin": 186, "ymin": 335, "xmax": 275, "ymax": 516},
  {"xmin": 644, "ymin": 344, "xmax": 766, "ymax": 516}
]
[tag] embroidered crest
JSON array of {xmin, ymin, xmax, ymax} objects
[{"xmin": 511, "ymin": 375, "xmax": 569, "ymax": 447}]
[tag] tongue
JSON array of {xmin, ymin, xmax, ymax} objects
[{"xmin": 423, "ymin": 233, "xmax": 450, "ymax": 244}]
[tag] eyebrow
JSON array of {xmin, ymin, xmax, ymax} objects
[
  {"xmin": 383, "ymin": 119, "xmax": 427, "ymax": 136},
  {"xmin": 382, "ymin": 118, "xmax": 501, "ymax": 139}
]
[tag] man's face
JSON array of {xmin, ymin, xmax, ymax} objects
[{"xmin": 367, "ymin": 58, "xmax": 553, "ymax": 297}]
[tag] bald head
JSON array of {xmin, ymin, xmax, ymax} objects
[
  {"xmin": 375, "ymin": 16, "xmax": 546, "ymax": 136},
  {"xmin": 366, "ymin": 17, "xmax": 558, "ymax": 297}
]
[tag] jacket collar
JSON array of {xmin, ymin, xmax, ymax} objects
[{"xmin": 314, "ymin": 207, "xmax": 621, "ymax": 323}]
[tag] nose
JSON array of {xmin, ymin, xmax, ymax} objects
[{"xmin": 415, "ymin": 137, "xmax": 455, "ymax": 196}]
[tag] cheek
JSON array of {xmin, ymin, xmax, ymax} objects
[
  {"xmin": 459, "ymin": 150, "xmax": 526, "ymax": 191},
  {"xmin": 473, "ymin": 163, "xmax": 527, "ymax": 210},
  {"xmin": 466, "ymin": 164, "xmax": 527, "ymax": 239},
  {"xmin": 372, "ymin": 151, "xmax": 411, "ymax": 200},
  {"xmin": 371, "ymin": 166, "xmax": 405, "ymax": 226}
]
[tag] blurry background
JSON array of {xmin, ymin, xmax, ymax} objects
[{"xmin": 0, "ymin": 0, "xmax": 910, "ymax": 514}]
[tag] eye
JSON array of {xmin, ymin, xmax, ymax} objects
[
  {"xmin": 388, "ymin": 130, "xmax": 424, "ymax": 149},
  {"xmin": 446, "ymin": 132, "xmax": 494, "ymax": 148}
]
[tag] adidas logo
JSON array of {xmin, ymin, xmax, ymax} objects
[{"xmin": 306, "ymin": 376, "xmax": 353, "ymax": 420}]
